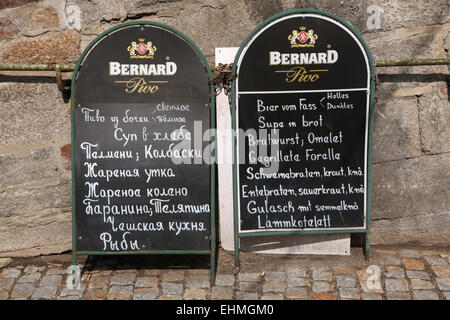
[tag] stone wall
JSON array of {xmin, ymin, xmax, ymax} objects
[{"xmin": 0, "ymin": 0, "xmax": 448, "ymax": 256}]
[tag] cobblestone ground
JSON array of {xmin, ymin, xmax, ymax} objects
[{"xmin": 0, "ymin": 246, "xmax": 449, "ymax": 300}]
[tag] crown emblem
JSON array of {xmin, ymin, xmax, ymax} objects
[
  {"xmin": 127, "ymin": 38, "xmax": 157, "ymax": 59},
  {"xmin": 288, "ymin": 27, "xmax": 318, "ymax": 48}
]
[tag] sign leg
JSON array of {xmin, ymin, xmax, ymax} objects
[{"xmin": 364, "ymin": 231, "xmax": 370, "ymax": 259}]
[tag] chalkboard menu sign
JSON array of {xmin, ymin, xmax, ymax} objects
[
  {"xmin": 232, "ymin": 9, "xmax": 375, "ymax": 257},
  {"xmin": 71, "ymin": 22, "xmax": 215, "ymax": 261}
]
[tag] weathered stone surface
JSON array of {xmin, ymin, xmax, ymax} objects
[
  {"xmin": 424, "ymin": 256, "xmax": 447, "ymax": 266},
  {"xmin": 88, "ymin": 276, "xmax": 110, "ymax": 290},
  {"xmin": 385, "ymin": 266, "xmax": 405, "ymax": 279},
  {"xmin": 287, "ymin": 276, "xmax": 309, "ymax": 288},
  {"xmin": 238, "ymin": 272, "xmax": 260, "ymax": 282},
  {"xmin": 413, "ymin": 290, "xmax": 439, "ymax": 300},
  {"xmin": 17, "ymin": 272, "xmax": 41, "ymax": 284},
  {"xmin": 366, "ymin": 24, "xmax": 449, "ymax": 65},
  {"xmin": 162, "ymin": 282, "xmax": 183, "ymax": 295},
  {"xmin": 235, "ymin": 291, "xmax": 257, "ymax": 300},
  {"xmin": 410, "ymin": 279, "xmax": 434, "ymax": 290},
  {"xmin": 312, "ymin": 292, "xmax": 336, "ymax": 300},
  {"xmin": 405, "ymin": 271, "xmax": 430, "ymax": 280},
  {"xmin": 402, "ymin": 259, "xmax": 425, "ymax": 271},
  {"xmin": 372, "ymin": 96, "xmax": 420, "ymax": 162},
  {"xmin": 214, "ymin": 274, "xmax": 235, "ymax": 287},
  {"xmin": 312, "ymin": 281, "xmax": 332, "ymax": 293},
  {"xmin": 162, "ymin": 271, "xmax": 185, "ymax": 282},
  {"xmin": 1, "ymin": 268, "xmax": 20, "ymax": 279},
  {"xmin": 31, "ymin": 286, "xmax": 57, "ymax": 300},
  {"xmin": 110, "ymin": 273, "xmax": 136, "ymax": 286},
  {"xmin": 187, "ymin": 275, "xmax": 210, "ymax": 289},
  {"xmin": 239, "ymin": 281, "xmax": 258, "ymax": 292},
  {"xmin": 108, "ymin": 285, "xmax": 133, "ymax": 300},
  {"xmin": 0, "ymin": 278, "xmax": 14, "ymax": 291},
  {"xmin": 286, "ymin": 287, "xmax": 308, "ymax": 299},
  {"xmin": 436, "ymin": 278, "xmax": 450, "ymax": 291},
  {"xmin": 431, "ymin": 266, "xmax": 450, "ymax": 278},
  {"xmin": 362, "ymin": 293, "xmax": 383, "ymax": 300},
  {"xmin": 385, "ymin": 279, "xmax": 409, "ymax": 292},
  {"xmin": 133, "ymin": 288, "xmax": 159, "ymax": 300},
  {"xmin": 0, "ymin": 0, "xmax": 67, "ymax": 37},
  {"xmin": 0, "ymin": 83, "xmax": 70, "ymax": 146},
  {"xmin": 10, "ymin": 283, "xmax": 36, "ymax": 299},
  {"xmin": 419, "ymin": 93, "xmax": 450, "ymax": 154},
  {"xmin": 1, "ymin": 30, "xmax": 80, "ymax": 64},
  {"xmin": 262, "ymin": 282, "xmax": 287, "ymax": 293},
  {"xmin": 371, "ymin": 153, "xmax": 450, "ymax": 246},
  {"xmin": 339, "ymin": 287, "xmax": 361, "ymax": 299},
  {"xmin": 386, "ymin": 292, "xmax": 411, "ymax": 300},
  {"xmin": 312, "ymin": 270, "xmax": 332, "ymax": 282},
  {"xmin": 39, "ymin": 275, "xmax": 62, "ymax": 288},
  {"xmin": 59, "ymin": 283, "xmax": 87, "ymax": 298},
  {"xmin": 135, "ymin": 277, "xmax": 158, "ymax": 288},
  {"xmin": 0, "ymin": 147, "xmax": 61, "ymax": 189},
  {"xmin": 0, "ymin": 17, "xmax": 19, "ymax": 39},
  {"xmin": 183, "ymin": 288, "xmax": 207, "ymax": 300},
  {"xmin": 210, "ymin": 286, "xmax": 234, "ymax": 300},
  {"xmin": 264, "ymin": 271, "xmax": 286, "ymax": 282},
  {"xmin": 261, "ymin": 294, "xmax": 283, "ymax": 300},
  {"xmin": 0, "ymin": 290, "xmax": 9, "ymax": 299},
  {"xmin": 336, "ymin": 275, "xmax": 357, "ymax": 288}
]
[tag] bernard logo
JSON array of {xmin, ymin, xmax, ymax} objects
[{"xmin": 127, "ymin": 38, "xmax": 157, "ymax": 59}]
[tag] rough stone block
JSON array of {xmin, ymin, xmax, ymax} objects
[
  {"xmin": 11, "ymin": 283, "xmax": 36, "ymax": 299},
  {"xmin": 107, "ymin": 285, "xmax": 133, "ymax": 300},
  {"xmin": 162, "ymin": 282, "xmax": 183, "ymax": 295},
  {"xmin": 31, "ymin": 286, "xmax": 57, "ymax": 300},
  {"xmin": 385, "ymin": 279, "xmax": 409, "ymax": 292},
  {"xmin": 312, "ymin": 281, "xmax": 332, "ymax": 293},
  {"xmin": 372, "ymin": 96, "xmax": 421, "ymax": 162},
  {"xmin": 1, "ymin": 30, "xmax": 80, "ymax": 64},
  {"xmin": 0, "ymin": 82, "xmax": 70, "ymax": 146},
  {"xmin": 235, "ymin": 291, "xmax": 257, "ymax": 300},
  {"xmin": 133, "ymin": 288, "xmax": 159, "ymax": 300},
  {"xmin": 262, "ymin": 282, "xmax": 287, "ymax": 293},
  {"xmin": 214, "ymin": 274, "xmax": 235, "ymax": 287},
  {"xmin": 187, "ymin": 275, "xmax": 210, "ymax": 289},
  {"xmin": 135, "ymin": 277, "xmax": 158, "ymax": 288},
  {"xmin": 264, "ymin": 271, "xmax": 286, "ymax": 282},
  {"xmin": 436, "ymin": 278, "xmax": 450, "ymax": 291},
  {"xmin": 210, "ymin": 286, "xmax": 234, "ymax": 300},
  {"xmin": 405, "ymin": 271, "xmax": 430, "ymax": 280},
  {"xmin": 385, "ymin": 266, "xmax": 405, "ymax": 279},
  {"xmin": 239, "ymin": 281, "xmax": 258, "ymax": 292},
  {"xmin": 413, "ymin": 290, "xmax": 439, "ymax": 300},
  {"xmin": 183, "ymin": 288, "xmax": 207, "ymax": 300},
  {"xmin": 110, "ymin": 273, "xmax": 136, "ymax": 286},
  {"xmin": 431, "ymin": 266, "xmax": 450, "ymax": 278},
  {"xmin": 418, "ymin": 93, "xmax": 450, "ymax": 155},
  {"xmin": 336, "ymin": 275, "xmax": 357, "ymax": 288},
  {"xmin": 286, "ymin": 287, "xmax": 308, "ymax": 299}
]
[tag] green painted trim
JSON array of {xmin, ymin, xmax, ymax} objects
[
  {"xmin": 231, "ymin": 9, "xmax": 376, "ymax": 261},
  {"xmin": 70, "ymin": 21, "xmax": 216, "ymax": 272}
]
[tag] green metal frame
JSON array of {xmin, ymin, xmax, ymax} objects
[
  {"xmin": 231, "ymin": 9, "xmax": 376, "ymax": 265},
  {"xmin": 70, "ymin": 21, "xmax": 217, "ymax": 282}
]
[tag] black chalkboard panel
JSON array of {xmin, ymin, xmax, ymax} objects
[
  {"xmin": 73, "ymin": 23, "xmax": 212, "ymax": 252},
  {"xmin": 234, "ymin": 12, "xmax": 373, "ymax": 234}
]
